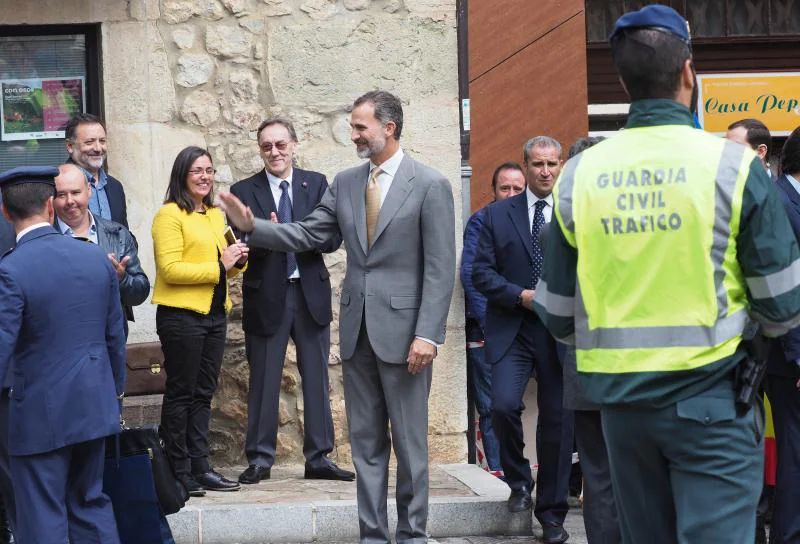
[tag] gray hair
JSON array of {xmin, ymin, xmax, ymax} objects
[
  {"xmin": 353, "ymin": 90, "xmax": 404, "ymax": 140},
  {"xmin": 523, "ymin": 136, "xmax": 562, "ymax": 163}
]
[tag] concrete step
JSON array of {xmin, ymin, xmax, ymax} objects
[{"xmin": 166, "ymin": 464, "xmax": 533, "ymax": 543}]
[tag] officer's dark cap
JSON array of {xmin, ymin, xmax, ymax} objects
[
  {"xmin": 609, "ymin": 4, "xmax": 691, "ymax": 45},
  {"xmin": 0, "ymin": 166, "xmax": 58, "ymax": 188}
]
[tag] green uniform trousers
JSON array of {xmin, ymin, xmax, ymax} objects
[{"xmin": 601, "ymin": 377, "xmax": 763, "ymax": 544}]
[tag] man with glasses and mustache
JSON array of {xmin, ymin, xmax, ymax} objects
[
  {"xmin": 229, "ymin": 117, "xmax": 353, "ymax": 485},
  {"xmin": 64, "ymin": 113, "xmax": 129, "ymax": 229}
]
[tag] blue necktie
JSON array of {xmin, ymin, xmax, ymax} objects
[
  {"xmin": 278, "ymin": 180, "xmax": 296, "ymax": 278},
  {"xmin": 530, "ymin": 199, "xmax": 546, "ymax": 289}
]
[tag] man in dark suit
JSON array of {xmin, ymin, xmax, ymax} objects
[
  {"xmin": 769, "ymin": 126, "xmax": 800, "ymax": 544},
  {"xmin": 0, "ymin": 166, "xmax": 126, "ymax": 543},
  {"xmin": 0, "ymin": 193, "xmax": 14, "ymax": 544},
  {"xmin": 473, "ymin": 136, "xmax": 573, "ymax": 544},
  {"xmin": 65, "ymin": 113, "xmax": 129, "ymax": 228},
  {"xmin": 230, "ymin": 117, "xmax": 353, "ymax": 484}
]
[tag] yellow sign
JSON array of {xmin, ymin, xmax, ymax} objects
[{"xmin": 697, "ymin": 72, "xmax": 800, "ymax": 136}]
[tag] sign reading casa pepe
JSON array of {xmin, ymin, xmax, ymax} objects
[{"xmin": 697, "ymin": 72, "xmax": 800, "ymax": 136}]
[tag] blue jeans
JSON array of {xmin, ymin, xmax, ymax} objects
[{"xmin": 467, "ymin": 345, "xmax": 501, "ymax": 471}]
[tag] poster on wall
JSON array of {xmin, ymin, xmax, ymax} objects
[
  {"xmin": 697, "ymin": 72, "xmax": 800, "ymax": 136},
  {"xmin": 0, "ymin": 77, "xmax": 85, "ymax": 141}
]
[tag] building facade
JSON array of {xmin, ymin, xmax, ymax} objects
[{"xmin": 0, "ymin": 0, "xmax": 466, "ymax": 467}]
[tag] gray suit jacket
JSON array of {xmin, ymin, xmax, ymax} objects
[{"xmin": 248, "ymin": 153, "xmax": 456, "ymax": 364}]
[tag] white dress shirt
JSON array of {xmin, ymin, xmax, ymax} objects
[
  {"xmin": 369, "ymin": 147, "xmax": 405, "ymax": 205},
  {"xmin": 526, "ymin": 187, "xmax": 553, "ymax": 229},
  {"xmin": 57, "ymin": 211, "xmax": 99, "ymax": 244},
  {"xmin": 16, "ymin": 222, "xmax": 51, "ymax": 243},
  {"xmin": 265, "ymin": 168, "xmax": 299, "ymax": 279}
]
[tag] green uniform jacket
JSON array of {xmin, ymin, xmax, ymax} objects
[{"xmin": 535, "ymin": 99, "xmax": 800, "ymax": 407}]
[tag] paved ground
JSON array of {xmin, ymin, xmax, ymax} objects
[{"xmin": 190, "ymin": 465, "xmax": 475, "ymax": 505}]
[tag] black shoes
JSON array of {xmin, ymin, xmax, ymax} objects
[
  {"xmin": 194, "ymin": 470, "xmax": 241, "ymax": 492},
  {"xmin": 179, "ymin": 475, "xmax": 206, "ymax": 498},
  {"xmin": 238, "ymin": 464, "xmax": 271, "ymax": 484},
  {"xmin": 541, "ymin": 522, "xmax": 569, "ymax": 544},
  {"xmin": 507, "ymin": 485, "xmax": 533, "ymax": 513},
  {"xmin": 304, "ymin": 462, "xmax": 355, "ymax": 482}
]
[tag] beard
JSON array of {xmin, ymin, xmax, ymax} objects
[
  {"xmin": 72, "ymin": 150, "xmax": 105, "ymax": 171},
  {"xmin": 355, "ymin": 135, "xmax": 386, "ymax": 159}
]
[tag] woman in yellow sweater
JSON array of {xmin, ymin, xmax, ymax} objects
[{"xmin": 152, "ymin": 146, "xmax": 248, "ymax": 495}]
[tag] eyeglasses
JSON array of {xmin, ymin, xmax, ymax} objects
[
  {"xmin": 188, "ymin": 168, "xmax": 216, "ymax": 177},
  {"xmin": 260, "ymin": 141, "xmax": 290, "ymax": 152}
]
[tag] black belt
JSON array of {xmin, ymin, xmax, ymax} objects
[{"xmin": 287, "ymin": 277, "xmax": 301, "ymax": 284}]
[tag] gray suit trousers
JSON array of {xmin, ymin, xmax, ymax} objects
[{"xmin": 343, "ymin": 322, "xmax": 431, "ymax": 544}]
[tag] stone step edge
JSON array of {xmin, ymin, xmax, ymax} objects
[{"xmin": 168, "ymin": 495, "xmax": 533, "ymax": 544}]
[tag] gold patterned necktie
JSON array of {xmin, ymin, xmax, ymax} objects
[{"xmin": 365, "ymin": 166, "xmax": 382, "ymax": 247}]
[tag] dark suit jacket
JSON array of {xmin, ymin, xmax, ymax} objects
[
  {"xmin": 230, "ymin": 168, "xmax": 341, "ymax": 336},
  {"xmin": 473, "ymin": 191, "xmax": 540, "ymax": 364},
  {"xmin": 0, "ymin": 197, "xmax": 14, "ymax": 389},
  {"xmin": 769, "ymin": 174, "xmax": 800, "ymax": 378},
  {"xmin": 0, "ymin": 226, "xmax": 126, "ymax": 455}
]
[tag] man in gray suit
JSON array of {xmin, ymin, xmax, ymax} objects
[{"xmin": 220, "ymin": 90, "xmax": 456, "ymax": 544}]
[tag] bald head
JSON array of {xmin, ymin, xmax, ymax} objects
[{"xmin": 55, "ymin": 163, "xmax": 92, "ymax": 229}]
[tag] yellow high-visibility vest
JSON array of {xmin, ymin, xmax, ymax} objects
[{"xmin": 554, "ymin": 125, "xmax": 757, "ymax": 375}]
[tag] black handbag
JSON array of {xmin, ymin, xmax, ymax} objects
[{"xmin": 105, "ymin": 425, "xmax": 187, "ymax": 516}]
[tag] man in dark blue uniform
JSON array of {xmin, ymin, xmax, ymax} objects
[
  {"xmin": 0, "ymin": 166, "xmax": 126, "ymax": 543},
  {"xmin": 0, "ymin": 191, "xmax": 14, "ymax": 544}
]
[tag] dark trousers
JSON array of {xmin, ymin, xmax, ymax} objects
[
  {"xmin": 491, "ymin": 312, "xmax": 573, "ymax": 526},
  {"xmin": 467, "ymin": 344, "xmax": 501, "ymax": 471},
  {"xmin": 157, "ymin": 305, "xmax": 227, "ymax": 477},
  {"xmin": 574, "ymin": 410, "xmax": 621, "ymax": 544},
  {"xmin": 245, "ymin": 283, "xmax": 334, "ymax": 469},
  {"xmin": 0, "ymin": 390, "xmax": 13, "ymax": 534},
  {"xmin": 601, "ymin": 379, "xmax": 762, "ymax": 544},
  {"xmin": 765, "ymin": 375, "xmax": 800, "ymax": 544},
  {"xmin": 343, "ymin": 321, "xmax": 432, "ymax": 544},
  {"xmin": 12, "ymin": 438, "xmax": 119, "ymax": 544}
]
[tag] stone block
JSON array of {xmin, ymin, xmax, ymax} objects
[
  {"xmin": 162, "ymin": 0, "xmax": 226, "ymax": 24},
  {"xmin": 166, "ymin": 508, "xmax": 201, "ymax": 544},
  {"xmin": 229, "ymin": 69, "xmax": 261, "ymax": 104},
  {"xmin": 429, "ymin": 433, "xmax": 467, "ymax": 464},
  {"xmin": 181, "ymin": 90, "xmax": 221, "ymax": 126},
  {"xmin": 221, "ymin": 0, "xmax": 247, "ymax": 14},
  {"xmin": 176, "ymin": 53, "xmax": 215, "ymax": 87},
  {"xmin": 300, "ymin": 0, "xmax": 339, "ymax": 20},
  {"xmin": 313, "ymin": 500, "xmax": 361, "ymax": 541},
  {"xmin": 0, "ymin": 0, "xmax": 128, "ymax": 24},
  {"xmin": 404, "ymin": 0, "xmax": 456, "ymax": 21},
  {"xmin": 202, "ymin": 504, "xmax": 314, "ymax": 543},
  {"xmin": 427, "ymin": 497, "xmax": 532, "ymax": 536},
  {"xmin": 206, "ymin": 22, "xmax": 254, "ymax": 58},
  {"xmin": 103, "ymin": 21, "xmax": 177, "ymax": 124},
  {"xmin": 239, "ymin": 16, "xmax": 266, "ymax": 34},
  {"xmin": 172, "ymin": 26, "xmax": 196, "ymax": 49},
  {"xmin": 129, "ymin": 0, "xmax": 161, "ymax": 20},
  {"xmin": 262, "ymin": 0, "xmax": 292, "ymax": 17},
  {"xmin": 268, "ymin": 15, "xmax": 456, "ymax": 108},
  {"xmin": 344, "ymin": 0, "xmax": 371, "ymax": 10}
]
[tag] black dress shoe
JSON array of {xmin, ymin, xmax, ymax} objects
[
  {"xmin": 507, "ymin": 485, "xmax": 533, "ymax": 513},
  {"xmin": 239, "ymin": 464, "xmax": 271, "ymax": 484},
  {"xmin": 180, "ymin": 475, "xmax": 206, "ymax": 498},
  {"xmin": 194, "ymin": 470, "xmax": 241, "ymax": 492},
  {"xmin": 304, "ymin": 462, "xmax": 355, "ymax": 482},
  {"xmin": 541, "ymin": 522, "xmax": 569, "ymax": 544}
]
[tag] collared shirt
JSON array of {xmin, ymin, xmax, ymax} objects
[
  {"xmin": 369, "ymin": 147, "xmax": 405, "ymax": 206},
  {"xmin": 526, "ymin": 187, "xmax": 553, "ymax": 229},
  {"xmin": 58, "ymin": 211, "xmax": 99, "ymax": 244},
  {"xmin": 80, "ymin": 167, "xmax": 112, "ymax": 222},
  {"xmin": 265, "ymin": 168, "xmax": 299, "ymax": 279},
  {"xmin": 16, "ymin": 222, "xmax": 51, "ymax": 243},
  {"xmin": 786, "ymin": 174, "xmax": 800, "ymax": 197}
]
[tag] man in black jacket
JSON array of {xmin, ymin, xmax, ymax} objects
[
  {"xmin": 230, "ymin": 117, "xmax": 353, "ymax": 484},
  {"xmin": 64, "ymin": 113, "xmax": 129, "ymax": 229}
]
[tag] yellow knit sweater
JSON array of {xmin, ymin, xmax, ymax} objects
[{"xmin": 151, "ymin": 202, "xmax": 245, "ymax": 314}]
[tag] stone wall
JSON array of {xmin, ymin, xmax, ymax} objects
[{"xmin": 0, "ymin": 0, "xmax": 466, "ymax": 467}]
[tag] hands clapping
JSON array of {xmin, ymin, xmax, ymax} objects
[{"xmin": 221, "ymin": 241, "xmax": 249, "ymax": 270}]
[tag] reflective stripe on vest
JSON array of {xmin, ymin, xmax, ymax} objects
[{"xmin": 557, "ymin": 127, "xmax": 755, "ymax": 374}]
